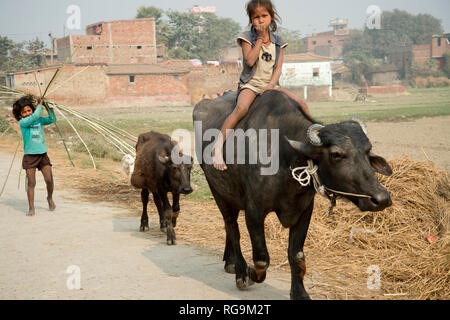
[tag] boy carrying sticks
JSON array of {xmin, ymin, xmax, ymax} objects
[{"xmin": 12, "ymin": 95, "xmax": 56, "ymax": 216}]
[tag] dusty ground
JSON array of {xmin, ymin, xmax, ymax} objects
[
  {"xmin": 367, "ymin": 116, "xmax": 450, "ymax": 172},
  {"xmin": 0, "ymin": 115, "xmax": 448, "ymax": 300}
]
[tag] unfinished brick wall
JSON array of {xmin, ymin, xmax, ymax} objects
[
  {"xmin": 431, "ymin": 36, "xmax": 449, "ymax": 58},
  {"xmin": 367, "ymin": 85, "xmax": 406, "ymax": 96},
  {"xmin": 412, "ymin": 44, "xmax": 431, "ymax": 64},
  {"xmin": 56, "ymin": 36, "xmax": 71, "ymax": 64},
  {"xmin": 57, "ymin": 19, "xmax": 157, "ymax": 65}
]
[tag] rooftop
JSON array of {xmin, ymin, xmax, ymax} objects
[
  {"xmin": 284, "ymin": 53, "xmax": 333, "ymax": 63},
  {"xmin": 106, "ymin": 64, "xmax": 190, "ymax": 76}
]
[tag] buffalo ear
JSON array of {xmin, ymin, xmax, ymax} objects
[
  {"xmin": 285, "ymin": 137, "xmax": 321, "ymax": 159},
  {"xmin": 369, "ymin": 153, "xmax": 392, "ymax": 176}
]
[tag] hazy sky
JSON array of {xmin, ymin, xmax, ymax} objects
[{"xmin": 1, "ymin": 0, "xmax": 449, "ymax": 46}]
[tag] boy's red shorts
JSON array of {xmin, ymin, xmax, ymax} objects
[{"xmin": 22, "ymin": 153, "xmax": 52, "ymax": 171}]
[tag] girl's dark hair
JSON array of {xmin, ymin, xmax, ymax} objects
[
  {"xmin": 12, "ymin": 95, "xmax": 36, "ymax": 121},
  {"xmin": 246, "ymin": 0, "xmax": 281, "ymax": 32}
]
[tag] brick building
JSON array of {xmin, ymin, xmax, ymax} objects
[
  {"xmin": 7, "ymin": 61, "xmax": 241, "ymax": 107},
  {"xmin": 303, "ymin": 19, "xmax": 355, "ymax": 60},
  {"xmin": 6, "ymin": 18, "xmax": 246, "ymax": 106},
  {"xmin": 389, "ymin": 34, "xmax": 450, "ymax": 76},
  {"xmin": 279, "ymin": 53, "xmax": 333, "ymax": 100},
  {"xmin": 57, "ymin": 18, "xmax": 157, "ymax": 65}
]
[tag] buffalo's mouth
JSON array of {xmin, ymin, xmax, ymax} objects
[
  {"xmin": 180, "ymin": 186, "xmax": 193, "ymax": 195},
  {"xmin": 356, "ymin": 192, "xmax": 392, "ymax": 212}
]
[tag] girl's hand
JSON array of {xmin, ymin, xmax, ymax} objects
[
  {"xmin": 261, "ymin": 83, "xmax": 275, "ymax": 95},
  {"xmin": 37, "ymin": 97, "xmax": 42, "ymax": 105},
  {"xmin": 255, "ymin": 24, "xmax": 268, "ymax": 39}
]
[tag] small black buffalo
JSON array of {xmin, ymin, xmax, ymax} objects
[
  {"xmin": 193, "ymin": 90, "xmax": 392, "ymax": 299},
  {"xmin": 130, "ymin": 131, "xmax": 193, "ymax": 245}
]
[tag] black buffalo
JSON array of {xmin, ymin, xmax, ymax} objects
[
  {"xmin": 131, "ymin": 131, "xmax": 193, "ymax": 245},
  {"xmin": 193, "ymin": 90, "xmax": 392, "ymax": 299}
]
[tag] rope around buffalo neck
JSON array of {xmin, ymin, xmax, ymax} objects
[{"xmin": 291, "ymin": 160, "xmax": 372, "ymax": 215}]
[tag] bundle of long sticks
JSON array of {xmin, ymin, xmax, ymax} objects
[{"xmin": 0, "ymin": 85, "xmax": 137, "ymax": 170}]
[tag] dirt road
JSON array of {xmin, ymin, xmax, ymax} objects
[
  {"xmin": 367, "ymin": 116, "xmax": 450, "ymax": 172},
  {"xmin": 0, "ymin": 151, "xmax": 294, "ymax": 300}
]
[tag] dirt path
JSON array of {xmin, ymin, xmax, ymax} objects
[
  {"xmin": 366, "ymin": 116, "xmax": 450, "ymax": 172},
  {"xmin": 0, "ymin": 151, "xmax": 294, "ymax": 300}
]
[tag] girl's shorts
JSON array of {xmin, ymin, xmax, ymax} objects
[{"xmin": 22, "ymin": 153, "xmax": 52, "ymax": 171}]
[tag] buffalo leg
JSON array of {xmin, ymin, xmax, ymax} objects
[
  {"xmin": 152, "ymin": 192, "xmax": 166, "ymax": 232},
  {"xmin": 210, "ymin": 188, "xmax": 250, "ymax": 289},
  {"xmin": 172, "ymin": 192, "xmax": 180, "ymax": 228},
  {"xmin": 288, "ymin": 201, "xmax": 314, "ymax": 300},
  {"xmin": 222, "ymin": 208, "xmax": 239, "ymax": 274},
  {"xmin": 159, "ymin": 190, "xmax": 176, "ymax": 246},
  {"xmin": 245, "ymin": 204, "xmax": 270, "ymax": 284},
  {"xmin": 140, "ymin": 189, "xmax": 150, "ymax": 232}
]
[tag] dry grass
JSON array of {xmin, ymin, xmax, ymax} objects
[{"xmin": 60, "ymin": 155, "xmax": 449, "ymax": 300}]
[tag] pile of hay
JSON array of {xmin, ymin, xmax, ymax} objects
[{"xmin": 282, "ymin": 156, "xmax": 449, "ymax": 299}]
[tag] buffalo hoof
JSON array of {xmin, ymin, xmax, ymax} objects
[
  {"xmin": 166, "ymin": 227, "xmax": 176, "ymax": 246},
  {"xmin": 236, "ymin": 276, "xmax": 255, "ymax": 290},
  {"xmin": 290, "ymin": 292, "xmax": 311, "ymax": 300},
  {"xmin": 224, "ymin": 263, "xmax": 236, "ymax": 274},
  {"xmin": 140, "ymin": 223, "xmax": 149, "ymax": 232},
  {"xmin": 248, "ymin": 261, "xmax": 268, "ymax": 283}
]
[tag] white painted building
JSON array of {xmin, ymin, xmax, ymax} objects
[{"xmin": 280, "ymin": 53, "xmax": 333, "ymax": 100}]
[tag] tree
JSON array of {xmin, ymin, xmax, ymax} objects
[
  {"xmin": 343, "ymin": 9, "xmax": 444, "ymax": 80},
  {"xmin": 276, "ymin": 28, "xmax": 304, "ymax": 54},
  {"xmin": 136, "ymin": 6, "xmax": 163, "ymax": 24},
  {"xmin": 165, "ymin": 10, "xmax": 240, "ymax": 61},
  {"xmin": 442, "ymin": 52, "xmax": 450, "ymax": 78},
  {"xmin": 0, "ymin": 36, "xmax": 47, "ymax": 72},
  {"xmin": 26, "ymin": 38, "xmax": 46, "ymax": 67}
]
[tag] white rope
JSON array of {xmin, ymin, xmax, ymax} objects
[{"xmin": 291, "ymin": 160, "xmax": 372, "ymax": 199}]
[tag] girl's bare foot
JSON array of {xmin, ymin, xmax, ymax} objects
[
  {"xmin": 47, "ymin": 197, "xmax": 56, "ymax": 211},
  {"xmin": 212, "ymin": 147, "xmax": 227, "ymax": 171},
  {"xmin": 27, "ymin": 208, "xmax": 35, "ymax": 216}
]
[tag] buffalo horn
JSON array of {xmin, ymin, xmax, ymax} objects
[
  {"xmin": 351, "ymin": 116, "xmax": 368, "ymax": 135},
  {"xmin": 307, "ymin": 124, "xmax": 324, "ymax": 146}
]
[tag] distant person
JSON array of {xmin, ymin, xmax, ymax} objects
[
  {"xmin": 12, "ymin": 96, "xmax": 56, "ymax": 216},
  {"xmin": 212, "ymin": 0, "xmax": 311, "ymax": 170}
]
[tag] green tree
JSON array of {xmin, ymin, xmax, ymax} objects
[
  {"xmin": 136, "ymin": 6, "xmax": 163, "ymax": 24},
  {"xmin": 26, "ymin": 37, "xmax": 46, "ymax": 67},
  {"xmin": 165, "ymin": 10, "xmax": 240, "ymax": 61},
  {"xmin": 0, "ymin": 36, "xmax": 47, "ymax": 72},
  {"xmin": 343, "ymin": 9, "xmax": 444, "ymax": 80},
  {"xmin": 0, "ymin": 36, "xmax": 14, "ymax": 71},
  {"xmin": 276, "ymin": 27, "xmax": 304, "ymax": 54},
  {"xmin": 442, "ymin": 52, "xmax": 450, "ymax": 78}
]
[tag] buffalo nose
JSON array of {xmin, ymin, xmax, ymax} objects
[
  {"xmin": 182, "ymin": 186, "xmax": 193, "ymax": 194},
  {"xmin": 370, "ymin": 191, "xmax": 392, "ymax": 210}
]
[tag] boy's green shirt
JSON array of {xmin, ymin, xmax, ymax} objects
[{"xmin": 19, "ymin": 104, "xmax": 56, "ymax": 155}]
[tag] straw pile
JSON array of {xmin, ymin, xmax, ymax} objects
[{"xmin": 66, "ymin": 156, "xmax": 449, "ymax": 299}]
